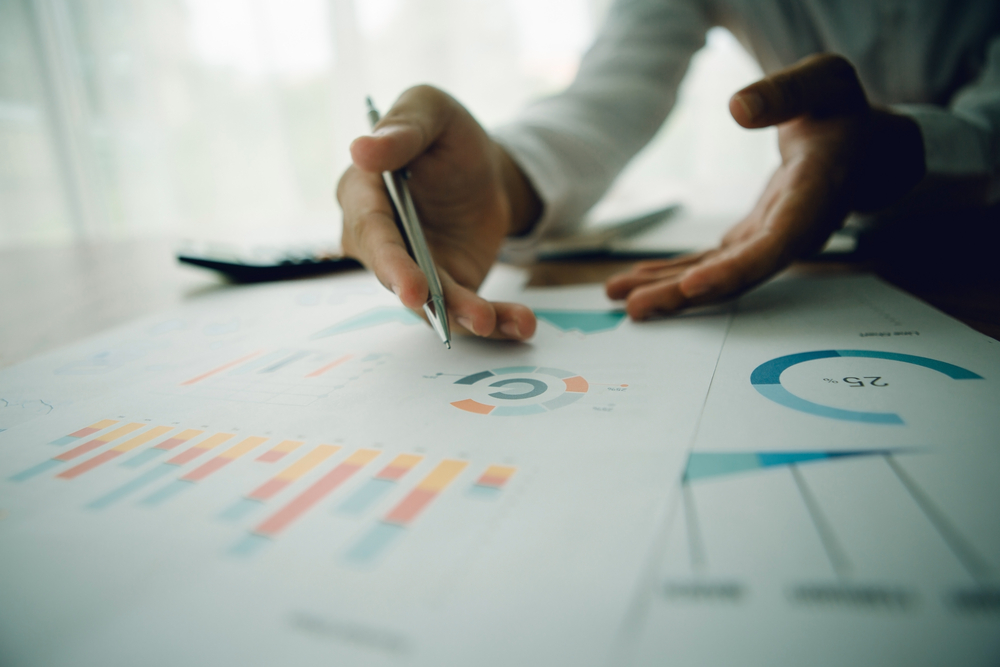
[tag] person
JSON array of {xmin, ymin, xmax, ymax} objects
[{"xmin": 337, "ymin": 0, "xmax": 1000, "ymax": 341}]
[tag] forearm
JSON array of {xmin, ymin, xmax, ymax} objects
[{"xmin": 495, "ymin": 141, "xmax": 543, "ymax": 238}]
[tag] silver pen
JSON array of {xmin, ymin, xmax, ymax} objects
[{"xmin": 366, "ymin": 97, "xmax": 451, "ymax": 349}]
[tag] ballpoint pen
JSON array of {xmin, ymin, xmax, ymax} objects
[{"xmin": 366, "ymin": 96, "xmax": 451, "ymax": 349}]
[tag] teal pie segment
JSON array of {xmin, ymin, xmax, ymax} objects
[
  {"xmin": 534, "ymin": 310, "xmax": 626, "ymax": 335},
  {"xmin": 750, "ymin": 349, "xmax": 983, "ymax": 424}
]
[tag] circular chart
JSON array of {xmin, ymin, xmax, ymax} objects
[
  {"xmin": 450, "ymin": 366, "xmax": 589, "ymax": 417},
  {"xmin": 750, "ymin": 350, "xmax": 983, "ymax": 424}
]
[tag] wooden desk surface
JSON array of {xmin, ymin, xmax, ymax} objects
[{"xmin": 1, "ymin": 238, "xmax": 998, "ymax": 369}]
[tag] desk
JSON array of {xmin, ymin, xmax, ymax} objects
[{"xmin": 2, "ymin": 238, "xmax": 997, "ymax": 370}]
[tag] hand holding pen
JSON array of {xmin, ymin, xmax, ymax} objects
[{"xmin": 338, "ymin": 87, "xmax": 538, "ymax": 343}]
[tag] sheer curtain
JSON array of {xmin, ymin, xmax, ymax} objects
[{"xmin": 0, "ymin": 0, "xmax": 778, "ymax": 249}]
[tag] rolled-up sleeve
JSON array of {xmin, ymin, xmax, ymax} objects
[{"xmin": 493, "ymin": 0, "xmax": 710, "ymax": 256}]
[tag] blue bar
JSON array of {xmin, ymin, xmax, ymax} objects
[
  {"xmin": 343, "ymin": 523, "xmax": 405, "ymax": 565},
  {"xmin": 219, "ymin": 498, "xmax": 261, "ymax": 522},
  {"xmin": 120, "ymin": 448, "xmax": 166, "ymax": 469},
  {"xmin": 338, "ymin": 479, "xmax": 394, "ymax": 515},
  {"xmin": 229, "ymin": 534, "xmax": 271, "ymax": 557},
  {"xmin": 49, "ymin": 436, "xmax": 78, "ymax": 446},
  {"xmin": 140, "ymin": 480, "xmax": 191, "ymax": 506},
  {"xmin": 9, "ymin": 459, "xmax": 61, "ymax": 482},
  {"xmin": 468, "ymin": 485, "xmax": 502, "ymax": 499},
  {"xmin": 87, "ymin": 465, "xmax": 174, "ymax": 510}
]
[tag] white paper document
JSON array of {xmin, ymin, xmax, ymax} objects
[{"xmin": 0, "ymin": 271, "xmax": 997, "ymax": 666}]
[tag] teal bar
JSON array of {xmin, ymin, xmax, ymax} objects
[
  {"xmin": 120, "ymin": 448, "xmax": 166, "ymax": 468},
  {"xmin": 338, "ymin": 479, "xmax": 394, "ymax": 515},
  {"xmin": 219, "ymin": 498, "xmax": 262, "ymax": 522},
  {"xmin": 140, "ymin": 480, "xmax": 191, "ymax": 506},
  {"xmin": 344, "ymin": 523, "xmax": 405, "ymax": 564},
  {"xmin": 683, "ymin": 453, "xmax": 760, "ymax": 482},
  {"xmin": 9, "ymin": 459, "xmax": 61, "ymax": 482},
  {"xmin": 87, "ymin": 465, "xmax": 173, "ymax": 510}
]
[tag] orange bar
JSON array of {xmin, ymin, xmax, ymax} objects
[
  {"xmin": 255, "ymin": 449, "xmax": 379, "ymax": 536},
  {"xmin": 256, "ymin": 439, "xmax": 304, "ymax": 463},
  {"xmin": 182, "ymin": 436, "xmax": 267, "ymax": 481},
  {"xmin": 305, "ymin": 354, "xmax": 353, "ymax": 378},
  {"xmin": 166, "ymin": 433, "xmax": 235, "ymax": 466},
  {"xmin": 375, "ymin": 454, "xmax": 423, "ymax": 481},
  {"xmin": 181, "ymin": 351, "xmax": 262, "ymax": 385},
  {"xmin": 57, "ymin": 426, "xmax": 174, "ymax": 480},
  {"xmin": 384, "ymin": 459, "xmax": 467, "ymax": 525},
  {"xmin": 154, "ymin": 429, "xmax": 203, "ymax": 451},
  {"xmin": 54, "ymin": 423, "xmax": 146, "ymax": 462},
  {"xmin": 475, "ymin": 464, "xmax": 517, "ymax": 489}
]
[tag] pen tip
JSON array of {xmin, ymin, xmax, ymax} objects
[
  {"xmin": 365, "ymin": 96, "xmax": 375, "ymax": 110},
  {"xmin": 445, "ymin": 342, "xmax": 451, "ymax": 350}
]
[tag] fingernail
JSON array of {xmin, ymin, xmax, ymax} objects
[
  {"xmin": 372, "ymin": 126, "xmax": 399, "ymax": 138},
  {"xmin": 500, "ymin": 322, "xmax": 521, "ymax": 339},
  {"xmin": 457, "ymin": 317, "xmax": 476, "ymax": 335},
  {"xmin": 736, "ymin": 91, "xmax": 764, "ymax": 121}
]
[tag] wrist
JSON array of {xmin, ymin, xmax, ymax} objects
[
  {"xmin": 494, "ymin": 142, "xmax": 543, "ymax": 238},
  {"xmin": 853, "ymin": 109, "xmax": 926, "ymax": 212}
]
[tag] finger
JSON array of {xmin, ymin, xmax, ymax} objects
[
  {"xmin": 337, "ymin": 166, "xmax": 428, "ymax": 308},
  {"xmin": 624, "ymin": 277, "xmax": 689, "ymax": 320},
  {"xmin": 350, "ymin": 85, "xmax": 459, "ymax": 173},
  {"xmin": 730, "ymin": 53, "xmax": 866, "ymax": 128},
  {"xmin": 487, "ymin": 302, "xmax": 537, "ymax": 341},
  {"xmin": 605, "ymin": 252, "xmax": 713, "ymax": 299}
]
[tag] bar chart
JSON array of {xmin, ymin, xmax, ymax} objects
[{"xmin": 11, "ymin": 417, "xmax": 519, "ymax": 570}]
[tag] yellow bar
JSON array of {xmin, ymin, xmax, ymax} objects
[
  {"xmin": 273, "ymin": 439, "xmax": 304, "ymax": 454},
  {"xmin": 219, "ymin": 436, "xmax": 268, "ymax": 460},
  {"xmin": 193, "ymin": 433, "xmax": 235, "ymax": 451},
  {"xmin": 90, "ymin": 419, "xmax": 119, "ymax": 430},
  {"xmin": 418, "ymin": 459, "xmax": 468, "ymax": 492},
  {"xmin": 345, "ymin": 449, "xmax": 381, "ymax": 466},
  {"xmin": 111, "ymin": 426, "xmax": 173, "ymax": 453},
  {"xmin": 173, "ymin": 428, "xmax": 204, "ymax": 442},
  {"xmin": 391, "ymin": 453, "xmax": 423, "ymax": 469},
  {"xmin": 482, "ymin": 464, "xmax": 517, "ymax": 480},
  {"xmin": 96, "ymin": 423, "xmax": 145, "ymax": 443},
  {"xmin": 276, "ymin": 444, "xmax": 340, "ymax": 481}
]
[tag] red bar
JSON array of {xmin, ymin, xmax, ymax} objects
[
  {"xmin": 154, "ymin": 437, "xmax": 187, "ymax": 451},
  {"xmin": 167, "ymin": 448, "xmax": 211, "ymax": 466},
  {"xmin": 376, "ymin": 465, "xmax": 411, "ymax": 481},
  {"xmin": 58, "ymin": 450, "xmax": 120, "ymax": 479},
  {"xmin": 55, "ymin": 439, "xmax": 106, "ymax": 462},
  {"xmin": 255, "ymin": 463, "xmax": 364, "ymax": 537},
  {"xmin": 248, "ymin": 478, "xmax": 289, "ymax": 501},
  {"xmin": 67, "ymin": 426, "xmax": 102, "ymax": 439},
  {"xmin": 182, "ymin": 457, "xmax": 228, "ymax": 482},
  {"xmin": 256, "ymin": 450, "xmax": 286, "ymax": 463},
  {"xmin": 181, "ymin": 351, "xmax": 261, "ymax": 386},
  {"xmin": 305, "ymin": 354, "xmax": 352, "ymax": 378},
  {"xmin": 476, "ymin": 475, "xmax": 509, "ymax": 489},
  {"xmin": 384, "ymin": 488, "xmax": 436, "ymax": 525}
]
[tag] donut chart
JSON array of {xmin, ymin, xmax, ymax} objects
[
  {"xmin": 451, "ymin": 366, "xmax": 589, "ymax": 416},
  {"xmin": 750, "ymin": 350, "xmax": 983, "ymax": 424}
]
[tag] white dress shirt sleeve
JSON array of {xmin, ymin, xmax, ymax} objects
[
  {"xmin": 894, "ymin": 36, "xmax": 1000, "ymax": 202},
  {"xmin": 493, "ymin": 0, "xmax": 710, "ymax": 257}
]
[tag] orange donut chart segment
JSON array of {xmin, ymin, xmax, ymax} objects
[
  {"xmin": 563, "ymin": 376, "xmax": 589, "ymax": 393},
  {"xmin": 450, "ymin": 399, "xmax": 495, "ymax": 415}
]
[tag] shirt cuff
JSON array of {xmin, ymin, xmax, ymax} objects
[
  {"xmin": 893, "ymin": 104, "xmax": 993, "ymax": 177},
  {"xmin": 492, "ymin": 125, "xmax": 579, "ymax": 264}
]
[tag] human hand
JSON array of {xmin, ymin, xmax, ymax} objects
[
  {"xmin": 338, "ymin": 86, "xmax": 540, "ymax": 341},
  {"xmin": 606, "ymin": 54, "xmax": 925, "ymax": 319}
]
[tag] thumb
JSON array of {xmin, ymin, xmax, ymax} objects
[
  {"xmin": 730, "ymin": 53, "xmax": 867, "ymax": 129},
  {"xmin": 350, "ymin": 85, "xmax": 459, "ymax": 173}
]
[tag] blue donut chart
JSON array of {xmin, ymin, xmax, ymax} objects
[{"xmin": 750, "ymin": 350, "xmax": 983, "ymax": 424}]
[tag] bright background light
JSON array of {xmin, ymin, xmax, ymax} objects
[{"xmin": 0, "ymin": 0, "xmax": 779, "ymax": 248}]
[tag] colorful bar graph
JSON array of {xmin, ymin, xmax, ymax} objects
[
  {"xmin": 53, "ymin": 423, "xmax": 146, "ymax": 462},
  {"xmin": 165, "ymin": 433, "xmax": 235, "ymax": 466},
  {"xmin": 122, "ymin": 429, "xmax": 204, "ymax": 468},
  {"xmin": 181, "ymin": 351, "xmax": 261, "ymax": 385},
  {"xmin": 249, "ymin": 445, "xmax": 341, "ymax": 501},
  {"xmin": 181, "ymin": 436, "xmax": 267, "ymax": 481},
  {"xmin": 49, "ymin": 419, "xmax": 119, "ymax": 446},
  {"xmin": 58, "ymin": 426, "xmax": 173, "ymax": 479},
  {"xmin": 305, "ymin": 354, "xmax": 353, "ymax": 378},
  {"xmin": 338, "ymin": 454, "xmax": 423, "ymax": 514},
  {"xmin": 255, "ymin": 448, "xmax": 380, "ymax": 537},
  {"xmin": 384, "ymin": 459, "xmax": 467, "ymax": 526},
  {"xmin": 475, "ymin": 464, "xmax": 516, "ymax": 489},
  {"xmin": 256, "ymin": 439, "xmax": 304, "ymax": 463}
]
